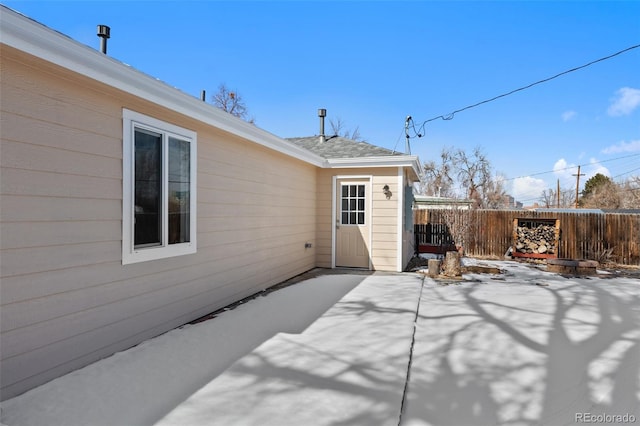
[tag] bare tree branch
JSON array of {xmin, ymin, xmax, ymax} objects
[
  {"xmin": 211, "ymin": 83, "xmax": 254, "ymax": 123},
  {"xmin": 621, "ymin": 176, "xmax": 640, "ymax": 208},
  {"xmin": 419, "ymin": 148, "xmax": 455, "ymax": 197},
  {"xmin": 329, "ymin": 117, "xmax": 364, "ymax": 141},
  {"xmin": 455, "ymin": 146, "xmax": 491, "ymax": 208},
  {"xmin": 540, "ymin": 187, "xmax": 575, "ymax": 208}
]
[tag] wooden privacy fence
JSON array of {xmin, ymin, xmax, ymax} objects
[
  {"xmin": 414, "ymin": 223, "xmax": 456, "ymax": 254},
  {"xmin": 414, "ymin": 209, "xmax": 640, "ymax": 265}
]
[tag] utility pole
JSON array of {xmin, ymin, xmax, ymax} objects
[
  {"xmin": 404, "ymin": 116, "xmax": 411, "ymax": 155},
  {"xmin": 556, "ymin": 179, "xmax": 560, "ymax": 208},
  {"xmin": 572, "ymin": 166, "xmax": 584, "ymax": 209}
]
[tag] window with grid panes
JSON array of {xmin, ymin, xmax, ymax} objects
[{"xmin": 340, "ymin": 184, "xmax": 366, "ymax": 225}]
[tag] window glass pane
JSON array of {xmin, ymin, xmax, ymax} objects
[
  {"xmin": 358, "ymin": 212, "xmax": 365, "ymax": 224},
  {"xmin": 134, "ymin": 129, "xmax": 162, "ymax": 247},
  {"xmin": 342, "ymin": 199, "xmax": 349, "ymax": 211},
  {"xmin": 342, "ymin": 212, "xmax": 349, "ymax": 224},
  {"xmin": 350, "ymin": 212, "xmax": 356, "ymax": 224},
  {"xmin": 168, "ymin": 138, "xmax": 190, "ymax": 244},
  {"xmin": 342, "ymin": 185, "xmax": 348, "ymax": 197},
  {"xmin": 349, "ymin": 199, "xmax": 356, "ymax": 211},
  {"xmin": 358, "ymin": 199, "xmax": 365, "ymax": 211},
  {"xmin": 358, "ymin": 185, "xmax": 365, "ymax": 197},
  {"xmin": 350, "ymin": 185, "xmax": 356, "ymax": 197}
]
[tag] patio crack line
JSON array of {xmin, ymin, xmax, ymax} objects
[{"xmin": 397, "ymin": 275, "xmax": 426, "ymax": 426}]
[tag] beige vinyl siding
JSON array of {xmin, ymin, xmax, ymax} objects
[
  {"xmin": 371, "ymin": 173, "xmax": 399, "ymax": 270},
  {"xmin": 1, "ymin": 46, "xmax": 316, "ymax": 399},
  {"xmin": 315, "ymin": 168, "xmax": 334, "ymax": 268},
  {"xmin": 316, "ymin": 168, "xmax": 400, "ymax": 271},
  {"xmin": 402, "ymin": 170, "xmax": 415, "ymax": 270}
]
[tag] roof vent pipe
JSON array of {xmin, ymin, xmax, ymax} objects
[
  {"xmin": 318, "ymin": 108, "xmax": 326, "ymax": 143},
  {"xmin": 97, "ymin": 25, "xmax": 110, "ymax": 54}
]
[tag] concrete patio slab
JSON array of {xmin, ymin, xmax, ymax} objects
[
  {"xmin": 402, "ymin": 260, "xmax": 640, "ymax": 426},
  {"xmin": 156, "ymin": 273, "xmax": 424, "ymax": 426},
  {"xmin": 2, "ymin": 261, "xmax": 638, "ymax": 426}
]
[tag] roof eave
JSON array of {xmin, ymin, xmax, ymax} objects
[
  {"xmin": 325, "ymin": 156, "xmax": 422, "ymax": 181},
  {"xmin": 0, "ymin": 6, "xmax": 326, "ymax": 168}
]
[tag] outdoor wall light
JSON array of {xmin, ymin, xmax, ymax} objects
[{"xmin": 383, "ymin": 185, "xmax": 392, "ymax": 199}]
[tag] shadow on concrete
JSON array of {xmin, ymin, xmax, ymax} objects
[{"xmin": 402, "ymin": 274, "xmax": 640, "ymax": 425}]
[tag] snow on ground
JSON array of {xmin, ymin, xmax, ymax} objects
[
  {"xmin": 1, "ymin": 261, "xmax": 639, "ymax": 426},
  {"xmin": 403, "ymin": 259, "xmax": 640, "ymax": 426},
  {"xmin": 0, "ymin": 273, "xmax": 369, "ymax": 426},
  {"xmin": 156, "ymin": 274, "xmax": 423, "ymax": 426}
]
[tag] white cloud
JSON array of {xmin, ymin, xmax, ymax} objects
[
  {"xmin": 561, "ymin": 110, "xmax": 577, "ymax": 122},
  {"xmin": 511, "ymin": 176, "xmax": 546, "ymax": 203},
  {"xmin": 602, "ymin": 139, "xmax": 640, "ymax": 154},
  {"xmin": 553, "ymin": 158, "xmax": 579, "ymax": 187},
  {"xmin": 587, "ymin": 158, "xmax": 610, "ymax": 179},
  {"xmin": 607, "ymin": 87, "xmax": 640, "ymax": 116},
  {"xmin": 551, "ymin": 158, "xmax": 610, "ymax": 192},
  {"xmin": 553, "ymin": 158, "xmax": 573, "ymax": 177}
]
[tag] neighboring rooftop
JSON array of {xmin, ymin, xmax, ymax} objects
[
  {"xmin": 287, "ymin": 136, "xmax": 402, "ymax": 159},
  {"xmin": 414, "ymin": 195, "xmax": 473, "ymax": 210},
  {"xmin": 534, "ymin": 208, "xmax": 605, "ymax": 214}
]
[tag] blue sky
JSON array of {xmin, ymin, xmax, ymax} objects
[{"xmin": 4, "ymin": 0, "xmax": 639, "ymax": 204}]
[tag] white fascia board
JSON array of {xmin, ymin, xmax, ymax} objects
[
  {"xmin": 396, "ymin": 167, "xmax": 404, "ymax": 273},
  {"xmin": 0, "ymin": 6, "xmax": 325, "ymax": 168},
  {"xmin": 325, "ymin": 156, "xmax": 422, "ymax": 180}
]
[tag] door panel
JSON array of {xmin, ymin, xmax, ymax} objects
[{"xmin": 335, "ymin": 180, "xmax": 370, "ymax": 268}]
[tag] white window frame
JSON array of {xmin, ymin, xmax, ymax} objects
[
  {"xmin": 122, "ymin": 109, "xmax": 197, "ymax": 264},
  {"xmin": 339, "ymin": 183, "xmax": 367, "ymax": 226}
]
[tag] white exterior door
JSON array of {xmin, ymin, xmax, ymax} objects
[{"xmin": 335, "ymin": 179, "xmax": 370, "ymax": 268}]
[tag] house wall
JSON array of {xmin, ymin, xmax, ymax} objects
[
  {"xmin": 402, "ymin": 168, "xmax": 415, "ymax": 270},
  {"xmin": 316, "ymin": 167, "xmax": 401, "ymax": 271},
  {"xmin": 0, "ymin": 46, "xmax": 317, "ymax": 399}
]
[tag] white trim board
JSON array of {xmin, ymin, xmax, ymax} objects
[
  {"xmin": 331, "ymin": 175, "xmax": 373, "ymax": 270},
  {"xmin": 397, "ymin": 167, "xmax": 404, "ymax": 273},
  {"xmin": 326, "ymin": 156, "xmax": 422, "ymax": 180}
]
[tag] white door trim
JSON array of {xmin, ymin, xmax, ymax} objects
[
  {"xmin": 332, "ymin": 175, "xmax": 373, "ymax": 269},
  {"xmin": 397, "ymin": 167, "xmax": 404, "ymax": 273}
]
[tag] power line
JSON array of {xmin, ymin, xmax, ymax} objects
[
  {"xmin": 422, "ymin": 153, "xmax": 640, "ymax": 203},
  {"xmin": 420, "ymin": 153, "xmax": 640, "ymax": 190},
  {"xmin": 408, "ymin": 43, "xmax": 640, "ymax": 138},
  {"xmin": 612, "ymin": 165, "xmax": 640, "ymax": 180},
  {"xmin": 391, "ymin": 127, "xmax": 406, "ymax": 154},
  {"xmin": 501, "ymin": 153, "xmax": 640, "ymax": 183}
]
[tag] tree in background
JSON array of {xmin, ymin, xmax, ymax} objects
[
  {"xmin": 211, "ymin": 83, "xmax": 255, "ymax": 123},
  {"xmin": 329, "ymin": 117, "xmax": 363, "ymax": 141},
  {"xmin": 582, "ymin": 173, "xmax": 614, "ymax": 198},
  {"xmin": 454, "ymin": 146, "xmax": 496, "ymax": 208},
  {"xmin": 418, "ymin": 146, "xmax": 506, "ymax": 209},
  {"xmin": 419, "ymin": 147, "xmax": 639, "ymax": 210},
  {"xmin": 419, "ymin": 148, "xmax": 456, "ymax": 197},
  {"xmin": 620, "ymin": 176, "xmax": 640, "ymax": 208},
  {"xmin": 483, "ymin": 173, "xmax": 508, "ymax": 209},
  {"xmin": 540, "ymin": 187, "xmax": 576, "ymax": 208},
  {"xmin": 579, "ymin": 173, "xmax": 621, "ymax": 209},
  {"xmin": 540, "ymin": 174, "xmax": 639, "ymax": 209}
]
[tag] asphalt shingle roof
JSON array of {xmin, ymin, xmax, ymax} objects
[{"xmin": 286, "ymin": 136, "xmax": 402, "ymax": 159}]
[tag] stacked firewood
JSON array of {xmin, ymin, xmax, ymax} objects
[{"xmin": 514, "ymin": 225, "xmax": 557, "ymax": 254}]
